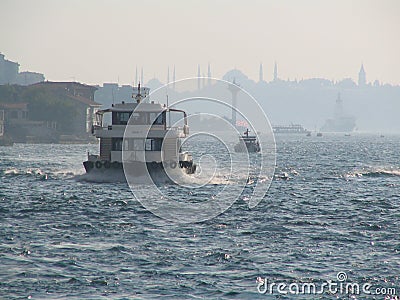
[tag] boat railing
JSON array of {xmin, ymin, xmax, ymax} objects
[{"xmin": 94, "ymin": 124, "xmax": 187, "ymax": 133}]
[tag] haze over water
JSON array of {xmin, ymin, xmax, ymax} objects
[
  {"xmin": 1, "ymin": 1, "xmax": 400, "ymax": 299},
  {"xmin": 1, "ymin": 0, "xmax": 399, "ymax": 85}
]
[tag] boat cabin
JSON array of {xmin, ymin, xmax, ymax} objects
[{"xmin": 91, "ymin": 101, "xmax": 189, "ymax": 164}]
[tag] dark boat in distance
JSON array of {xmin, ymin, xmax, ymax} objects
[{"xmin": 234, "ymin": 129, "xmax": 260, "ymax": 153}]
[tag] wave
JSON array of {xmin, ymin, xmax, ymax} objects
[
  {"xmin": 2, "ymin": 167, "xmax": 47, "ymax": 178},
  {"xmin": 74, "ymin": 167, "xmax": 236, "ymax": 186},
  {"xmin": 344, "ymin": 167, "xmax": 400, "ymax": 179},
  {"xmin": 1, "ymin": 167, "xmax": 84, "ymax": 180}
]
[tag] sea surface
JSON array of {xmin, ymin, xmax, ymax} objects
[{"xmin": 1, "ymin": 134, "xmax": 399, "ymax": 299}]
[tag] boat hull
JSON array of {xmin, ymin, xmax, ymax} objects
[
  {"xmin": 234, "ymin": 142, "xmax": 260, "ymax": 153},
  {"xmin": 83, "ymin": 160, "xmax": 196, "ymax": 183}
]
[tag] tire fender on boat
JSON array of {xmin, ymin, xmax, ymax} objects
[
  {"xmin": 170, "ymin": 161, "xmax": 177, "ymax": 169},
  {"xmin": 87, "ymin": 161, "xmax": 94, "ymax": 169},
  {"xmin": 95, "ymin": 161, "xmax": 102, "ymax": 169},
  {"xmin": 104, "ymin": 161, "xmax": 111, "ymax": 169}
]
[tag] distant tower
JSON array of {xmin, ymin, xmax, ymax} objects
[
  {"xmin": 273, "ymin": 61, "xmax": 278, "ymax": 81},
  {"xmin": 173, "ymin": 65, "xmax": 176, "ymax": 90},
  {"xmin": 358, "ymin": 64, "xmax": 366, "ymax": 86},
  {"xmin": 228, "ymin": 79, "xmax": 241, "ymax": 127},
  {"xmin": 197, "ymin": 65, "xmax": 201, "ymax": 90},
  {"xmin": 259, "ymin": 63, "xmax": 264, "ymax": 82},
  {"xmin": 334, "ymin": 92, "xmax": 344, "ymax": 118},
  {"xmin": 167, "ymin": 66, "xmax": 170, "ymax": 85},
  {"xmin": 207, "ymin": 63, "xmax": 211, "ymax": 86},
  {"xmin": 135, "ymin": 67, "xmax": 138, "ymax": 86},
  {"xmin": 141, "ymin": 67, "xmax": 144, "ymax": 84}
]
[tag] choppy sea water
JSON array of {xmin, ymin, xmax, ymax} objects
[{"xmin": 0, "ymin": 134, "xmax": 399, "ymax": 299}]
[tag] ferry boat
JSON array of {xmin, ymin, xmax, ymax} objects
[
  {"xmin": 273, "ymin": 124, "xmax": 310, "ymax": 134},
  {"xmin": 234, "ymin": 129, "xmax": 260, "ymax": 153},
  {"xmin": 83, "ymin": 84, "xmax": 196, "ymax": 180}
]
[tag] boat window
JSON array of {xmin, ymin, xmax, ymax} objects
[
  {"xmin": 113, "ymin": 112, "xmax": 131, "ymax": 125},
  {"xmin": 130, "ymin": 112, "xmax": 147, "ymax": 125},
  {"xmin": 153, "ymin": 139, "xmax": 162, "ymax": 151},
  {"xmin": 150, "ymin": 112, "xmax": 164, "ymax": 125},
  {"xmin": 123, "ymin": 139, "xmax": 129, "ymax": 151},
  {"xmin": 132, "ymin": 139, "xmax": 144, "ymax": 151},
  {"xmin": 112, "ymin": 138, "xmax": 123, "ymax": 151},
  {"xmin": 145, "ymin": 139, "xmax": 152, "ymax": 151},
  {"xmin": 145, "ymin": 138, "xmax": 162, "ymax": 151}
]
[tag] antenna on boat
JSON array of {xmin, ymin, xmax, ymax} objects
[
  {"xmin": 112, "ymin": 86, "xmax": 115, "ymax": 106},
  {"xmin": 166, "ymin": 92, "xmax": 171, "ymax": 128},
  {"xmin": 134, "ymin": 82, "xmax": 142, "ymax": 103}
]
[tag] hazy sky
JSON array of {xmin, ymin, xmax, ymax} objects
[{"xmin": 1, "ymin": 0, "xmax": 399, "ymax": 85}]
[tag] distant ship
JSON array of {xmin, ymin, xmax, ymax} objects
[
  {"xmin": 321, "ymin": 93, "xmax": 356, "ymax": 133},
  {"xmin": 273, "ymin": 124, "xmax": 310, "ymax": 134},
  {"xmin": 234, "ymin": 129, "xmax": 260, "ymax": 153}
]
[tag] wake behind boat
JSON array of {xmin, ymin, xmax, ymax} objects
[{"xmin": 83, "ymin": 84, "xmax": 196, "ymax": 182}]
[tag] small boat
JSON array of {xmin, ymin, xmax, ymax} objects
[
  {"xmin": 234, "ymin": 129, "xmax": 260, "ymax": 153},
  {"xmin": 316, "ymin": 132, "xmax": 323, "ymax": 137},
  {"xmin": 306, "ymin": 132, "xmax": 311, "ymax": 137}
]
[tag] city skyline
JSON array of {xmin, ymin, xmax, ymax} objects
[
  {"xmin": 1, "ymin": 0, "xmax": 399, "ymax": 85},
  {"xmin": 0, "ymin": 51, "xmax": 393, "ymax": 89}
]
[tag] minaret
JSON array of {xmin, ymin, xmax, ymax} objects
[
  {"xmin": 167, "ymin": 66, "xmax": 170, "ymax": 85},
  {"xmin": 135, "ymin": 66, "xmax": 138, "ymax": 86},
  {"xmin": 273, "ymin": 61, "xmax": 278, "ymax": 81},
  {"xmin": 259, "ymin": 63, "xmax": 264, "ymax": 82},
  {"xmin": 228, "ymin": 79, "xmax": 241, "ymax": 128},
  {"xmin": 207, "ymin": 63, "xmax": 211, "ymax": 86},
  {"xmin": 197, "ymin": 65, "xmax": 201, "ymax": 90},
  {"xmin": 173, "ymin": 65, "xmax": 176, "ymax": 90},
  {"xmin": 358, "ymin": 64, "xmax": 366, "ymax": 86}
]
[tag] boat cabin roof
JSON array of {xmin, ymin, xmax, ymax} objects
[
  {"xmin": 240, "ymin": 136, "xmax": 257, "ymax": 141},
  {"xmin": 97, "ymin": 102, "xmax": 165, "ymax": 114}
]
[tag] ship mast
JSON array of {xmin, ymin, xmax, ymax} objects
[{"xmin": 134, "ymin": 83, "xmax": 142, "ymax": 103}]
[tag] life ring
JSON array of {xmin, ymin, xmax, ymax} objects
[
  {"xmin": 95, "ymin": 161, "xmax": 102, "ymax": 169},
  {"xmin": 170, "ymin": 161, "xmax": 177, "ymax": 169},
  {"xmin": 112, "ymin": 161, "xmax": 120, "ymax": 169},
  {"xmin": 87, "ymin": 161, "xmax": 94, "ymax": 169},
  {"xmin": 104, "ymin": 161, "xmax": 111, "ymax": 169}
]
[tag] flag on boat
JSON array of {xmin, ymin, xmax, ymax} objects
[{"xmin": 236, "ymin": 120, "xmax": 248, "ymax": 127}]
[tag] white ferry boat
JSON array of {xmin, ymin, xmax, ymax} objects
[{"xmin": 83, "ymin": 85, "xmax": 196, "ymax": 180}]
